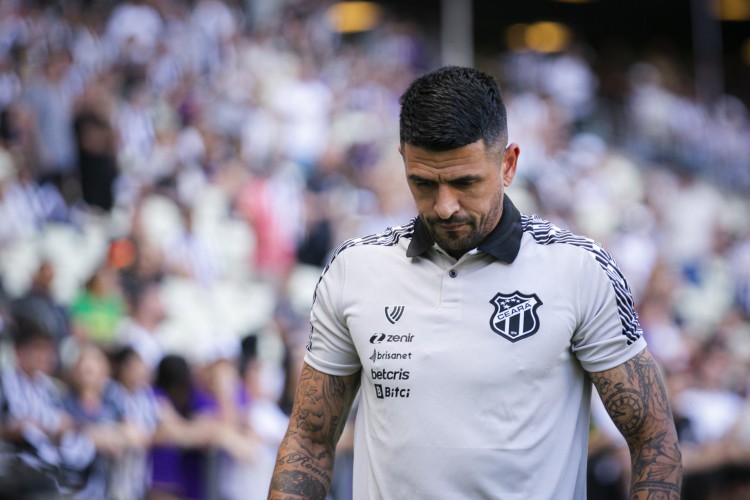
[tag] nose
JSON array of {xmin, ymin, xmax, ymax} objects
[{"xmin": 434, "ymin": 185, "xmax": 460, "ymax": 220}]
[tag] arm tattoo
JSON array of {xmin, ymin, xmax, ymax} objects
[
  {"xmin": 268, "ymin": 363, "xmax": 360, "ymax": 500},
  {"xmin": 590, "ymin": 349, "xmax": 682, "ymax": 500}
]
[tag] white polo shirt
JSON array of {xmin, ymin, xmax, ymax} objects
[{"xmin": 305, "ymin": 196, "xmax": 646, "ymax": 500}]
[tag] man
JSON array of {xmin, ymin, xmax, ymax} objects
[
  {"xmin": 11, "ymin": 260, "xmax": 70, "ymax": 357},
  {"xmin": 0, "ymin": 316, "xmax": 95, "ymax": 499},
  {"xmin": 116, "ymin": 277, "xmax": 166, "ymax": 372},
  {"xmin": 269, "ymin": 66, "xmax": 682, "ymax": 499}
]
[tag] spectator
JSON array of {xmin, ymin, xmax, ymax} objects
[
  {"xmin": 162, "ymin": 204, "xmax": 222, "ymax": 287},
  {"xmin": 69, "ymin": 263, "xmax": 126, "ymax": 348},
  {"xmin": 268, "ymin": 58, "xmax": 333, "ymax": 176},
  {"xmin": 105, "ymin": 0, "xmax": 165, "ymax": 66},
  {"xmin": 62, "ymin": 343, "xmax": 127, "ymax": 499},
  {"xmin": 125, "ymin": 338, "xmax": 262, "ymax": 500},
  {"xmin": 116, "ymin": 277, "xmax": 166, "ymax": 372},
  {"xmin": 108, "ymin": 346, "xmax": 160, "ymax": 500},
  {"xmin": 189, "ymin": 0, "xmax": 240, "ymax": 75},
  {"xmin": 116, "ymin": 75, "xmax": 157, "ymax": 176},
  {"xmin": 235, "ymin": 162, "xmax": 305, "ymax": 285},
  {"xmin": 671, "ymin": 342, "xmax": 750, "ymax": 499},
  {"xmin": 73, "ymin": 80, "xmax": 119, "ymax": 212},
  {"xmin": 149, "ymin": 353, "xmax": 247, "ymax": 500},
  {"xmin": 0, "ymin": 145, "xmax": 43, "ymax": 246},
  {"xmin": 0, "ymin": 315, "xmax": 95, "ymax": 499},
  {"xmin": 10, "ymin": 260, "xmax": 70, "ymax": 359},
  {"xmin": 22, "ymin": 49, "xmax": 80, "ymax": 186},
  {"xmin": 221, "ymin": 335, "xmax": 289, "ymax": 500}
]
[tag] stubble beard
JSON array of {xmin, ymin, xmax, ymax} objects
[
  {"xmin": 424, "ymin": 195, "xmax": 504, "ymax": 259},
  {"xmin": 425, "ymin": 218, "xmax": 484, "ymax": 259}
]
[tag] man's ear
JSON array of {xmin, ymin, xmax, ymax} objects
[{"xmin": 502, "ymin": 143, "xmax": 520, "ymax": 187}]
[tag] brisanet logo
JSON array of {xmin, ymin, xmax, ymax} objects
[
  {"xmin": 370, "ymin": 349, "xmax": 413, "ymax": 363},
  {"xmin": 369, "ymin": 333, "xmax": 414, "ymax": 344}
]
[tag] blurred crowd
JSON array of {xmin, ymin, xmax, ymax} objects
[{"xmin": 0, "ymin": 0, "xmax": 749, "ymax": 499}]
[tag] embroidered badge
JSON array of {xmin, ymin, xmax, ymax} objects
[{"xmin": 489, "ymin": 292, "xmax": 543, "ymax": 342}]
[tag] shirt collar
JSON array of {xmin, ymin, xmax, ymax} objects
[{"xmin": 406, "ymin": 195, "xmax": 523, "ymax": 263}]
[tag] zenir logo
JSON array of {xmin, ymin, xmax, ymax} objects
[
  {"xmin": 385, "ymin": 306, "xmax": 405, "ymax": 324},
  {"xmin": 370, "ymin": 333, "xmax": 386, "ymax": 344}
]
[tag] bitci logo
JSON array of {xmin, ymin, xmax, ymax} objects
[{"xmin": 373, "ymin": 383, "xmax": 410, "ymax": 399}]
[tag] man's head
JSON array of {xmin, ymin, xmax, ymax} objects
[
  {"xmin": 31, "ymin": 260, "xmax": 55, "ymax": 294},
  {"xmin": 124, "ymin": 277, "xmax": 166, "ymax": 328},
  {"xmin": 399, "ymin": 66, "xmax": 508, "ymax": 153},
  {"xmin": 11, "ymin": 315, "xmax": 56, "ymax": 377},
  {"xmin": 399, "ymin": 66, "xmax": 519, "ymax": 259}
]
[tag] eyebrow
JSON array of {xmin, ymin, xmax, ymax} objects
[
  {"xmin": 408, "ymin": 174, "xmax": 484, "ymax": 183},
  {"xmin": 407, "ymin": 174, "xmax": 431, "ymax": 182},
  {"xmin": 449, "ymin": 175, "xmax": 483, "ymax": 183}
]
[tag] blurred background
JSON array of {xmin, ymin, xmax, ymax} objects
[{"xmin": 0, "ymin": 0, "xmax": 749, "ymax": 498}]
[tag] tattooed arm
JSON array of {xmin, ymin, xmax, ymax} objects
[
  {"xmin": 268, "ymin": 362, "xmax": 361, "ymax": 500},
  {"xmin": 590, "ymin": 348, "xmax": 682, "ymax": 500}
]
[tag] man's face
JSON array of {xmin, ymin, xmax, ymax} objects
[
  {"xmin": 33, "ymin": 262, "xmax": 55, "ymax": 292},
  {"xmin": 16, "ymin": 338, "xmax": 56, "ymax": 376},
  {"xmin": 402, "ymin": 140, "xmax": 519, "ymax": 259}
]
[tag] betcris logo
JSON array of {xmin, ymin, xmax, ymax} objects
[
  {"xmin": 370, "ymin": 368, "xmax": 410, "ymax": 380},
  {"xmin": 369, "ymin": 333, "xmax": 414, "ymax": 344}
]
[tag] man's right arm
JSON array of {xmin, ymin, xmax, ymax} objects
[{"xmin": 268, "ymin": 362, "xmax": 361, "ymax": 500}]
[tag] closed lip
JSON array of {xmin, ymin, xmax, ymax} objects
[{"xmin": 437, "ymin": 223, "xmax": 465, "ymax": 231}]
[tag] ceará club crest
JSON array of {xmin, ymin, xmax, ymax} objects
[{"xmin": 489, "ymin": 291, "xmax": 543, "ymax": 342}]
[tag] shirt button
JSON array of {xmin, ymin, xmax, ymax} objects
[{"xmin": 449, "ymin": 270, "xmax": 457, "ymax": 278}]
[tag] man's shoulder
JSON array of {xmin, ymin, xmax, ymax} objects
[
  {"xmin": 2, "ymin": 367, "xmax": 62, "ymax": 399},
  {"xmin": 519, "ymin": 214, "xmax": 614, "ymax": 260},
  {"xmin": 329, "ymin": 219, "xmax": 417, "ymax": 260}
]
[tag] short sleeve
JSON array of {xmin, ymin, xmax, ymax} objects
[
  {"xmin": 304, "ymin": 250, "xmax": 361, "ymax": 376},
  {"xmin": 572, "ymin": 248, "xmax": 647, "ymax": 372}
]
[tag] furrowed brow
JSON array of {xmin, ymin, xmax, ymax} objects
[
  {"xmin": 450, "ymin": 175, "xmax": 482, "ymax": 183},
  {"xmin": 408, "ymin": 174, "xmax": 435, "ymax": 183}
]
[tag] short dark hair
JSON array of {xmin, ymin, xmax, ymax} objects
[
  {"xmin": 122, "ymin": 275, "xmax": 161, "ymax": 311},
  {"xmin": 399, "ymin": 66, "xmax": 508, "ymax": 152},
  {"xmin": 9, "ymin": 314, "xmax": 53, "ymax": 348},
  {"xmin": 110, "ymin": 345, "xmax": 140, "ymax": 381}
]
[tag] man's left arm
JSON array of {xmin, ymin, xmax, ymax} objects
[{"xmin": 590, "ymin": 348, "xmax": 682, "ymax": 499}]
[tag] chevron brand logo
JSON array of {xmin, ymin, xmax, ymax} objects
[{"xmin": 385, "ymin": 306, "xmax": 405, "ymax": 324}]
